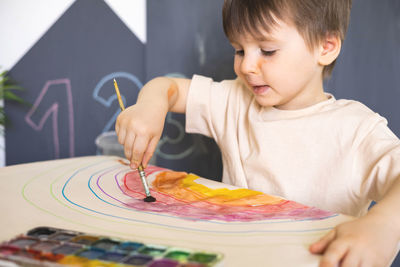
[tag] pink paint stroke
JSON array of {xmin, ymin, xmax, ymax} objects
[
  {"xmin": 25, "ymin": 79, "xmax": 75, "ymax": 158},
  {"xmin": 115, "ymin": 169, "xmax": 334, "ymax": 222}
]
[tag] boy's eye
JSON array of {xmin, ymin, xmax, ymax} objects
[
  {"xmin": 261, "ymin": 50, "xmax": 276, "ymax": 56},
  {"xmin": 234, "ymin": 50, "xmax": 244, "ymax": 56},
  {"xmin": 234, "ymin": 49, "xmax": 276, "ymax": 57}
]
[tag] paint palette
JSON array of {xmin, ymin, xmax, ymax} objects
[{"xmin": 0, "ymin": 227, "xmax": 223, "ymax": 267}]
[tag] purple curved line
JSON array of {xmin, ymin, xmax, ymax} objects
[
  {"xmin": 114, "ymin": 169, "xmax": 131, "ymax": 197},
  {"xmin": 96, "ymin": 167, "xmax": 156, "ymax": 206},
  {"xmin": 24, "ymin": 79, "xmax": 75, "ymax": 158},
  {"xmin": 96, "ymin": 168, "xmax": 130, "ymax": 206}
]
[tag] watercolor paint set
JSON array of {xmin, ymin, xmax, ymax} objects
[{"xmin": 0, "ymin": 226, "xmax": 223, "ymax": 267}]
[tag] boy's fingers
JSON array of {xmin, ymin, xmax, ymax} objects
[
  {"xmin": 131, "ymin": 135, "xmax": 148, "ymax": 168},
  {"xmin": 118, "ymin": 127, "xmax": 127, "ymax": 145},
  {"xmin": 340, "ymin": 250, "xmax": 360, "ymax": 267},
  {"xmin": 115, "ymin": 115, "xmax": 121, "ymax": 134},
  {"xmin": 123, "ymin": 134, "xmax": 135, "ymax": 161},
  {"xmin": 310, "ymin": 229, "xmax": 336, "ymax": 254},
  {"xmin": 319, "ymin": 241, "xmax": 349, "ymax": 267},
  {"xmin": 142, "ymin": 137, "xmax": 159, "ymax": 168}
]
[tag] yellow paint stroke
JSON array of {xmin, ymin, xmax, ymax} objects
[{"xmin": 152, "ymin": 171, "xmax": 283, "ymax": 206}]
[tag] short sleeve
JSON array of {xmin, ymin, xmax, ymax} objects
[
  {"xmin": 185, "ymin": 75, "xmax": 237, "ymax": 142},
  {"xmin": 353, "ymin": 117, "xmax": 400, "ymax": 202}
]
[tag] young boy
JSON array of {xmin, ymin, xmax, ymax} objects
[{"xmin": 116, "ymin": 0, "xmax": 400, "ymax": 266}]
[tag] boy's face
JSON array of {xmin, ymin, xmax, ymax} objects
[{"xmin": 231, "ymin": 18, "xmax": 326, "ymax": 110}]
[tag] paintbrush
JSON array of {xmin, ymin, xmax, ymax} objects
[{"xmin": 113, "ymin": 78, "xmax": 156, "ymax": 203}]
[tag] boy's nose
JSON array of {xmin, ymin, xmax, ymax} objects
[{"xmin": 240, "ymin": 55, "xmax": 259, "ymax": 75}]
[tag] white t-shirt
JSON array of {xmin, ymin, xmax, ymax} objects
[{"xmin": 186, "ymin": 75, "xmax": 400, "ymax": 217}]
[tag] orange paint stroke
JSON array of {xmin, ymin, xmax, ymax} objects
[
  {"xmin": 152, "ymin": 171, "xmax": 284, "ymax": 206},
  {"xmin": 117, "ymin": 159, "xmax": 129, "ymax": 166},
  {"xmin": 167, "ymin": 86, "xmax": 177, "ymax": 101}
]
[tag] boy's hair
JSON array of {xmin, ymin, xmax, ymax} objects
[{"xmin": 222, "ymin": 0, "xmax": 352, "ymax": 78}]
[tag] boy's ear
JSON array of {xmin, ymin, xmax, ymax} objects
[{"xmin": 318, "ymin": 33, "xmax": 341, "ymax": 66}]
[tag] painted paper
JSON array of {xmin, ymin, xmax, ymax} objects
[{"xmin": 0, "ymin": 156, "xmax": 353, "ymax": 266}]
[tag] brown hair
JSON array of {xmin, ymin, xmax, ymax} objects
[{"xmin": 222, "ymin": 0, "xmax": 352, "ymax": 78}]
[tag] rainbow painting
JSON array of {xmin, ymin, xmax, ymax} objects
[{"xmin": 120, "ymin": 166, "xmax": 333, "ymax": 222}]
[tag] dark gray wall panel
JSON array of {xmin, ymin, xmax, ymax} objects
[
  {"xmin": 328, "ymin": 0, "xmax": 400, "ymax": 137},
  {"xmin": 5, "ymin": 0, "xmax": 145, "ymax": 165}
]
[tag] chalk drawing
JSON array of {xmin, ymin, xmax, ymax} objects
[
  {"xmin": 153, "ymin": 72, "xmax": 200, "ymax": 161},
  {"xmin": 92, "ymin": 72, "xmax": 143, "ymax": 133},
  {"xmin": 92, "ymin": 71, "xmax": 202, "ymax": 162},
  {"xmin": 196, "ymin": 33, "xmax": 206, "ymax": 67},
  {"xmin": 25, "ymin": 79, "xmax": 74, "ymax": 159},
  {"xmin": 156, "ymin": 113, "xmax": 196, "ymax": 160}
]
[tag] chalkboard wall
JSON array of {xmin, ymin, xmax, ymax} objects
[
  {"xmin": 5, "ymin": 0, "xmax": 400, "ymax": 172},
  {"xmin": 5, "ymin": 0, "xmax": 146, "ymax": 164},
  {"xmin": 6, "ymin": 0, "xmax": 400, "ymax": 167},
  {"xmin": 7, "ymin": 0, "xmax": 399, "ymax": 180}
]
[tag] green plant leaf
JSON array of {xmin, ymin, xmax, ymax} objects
[
  {"xmin": 0, "ymin": 69, "xmax": 27, "ymax": 127},
  {"xmin": 1, "ymin": 76, "xmax": 9, "ymax": 84},
  {"xmin": 2, "ymin": 85, "xmax": 24, "ymax": 91},
  {"xmin": 0, "ymin": 108, "xmax": 4, "ymax": 126},
  {"xmin": 4, "ymin": 91, "xmax": 25, "ymax": 103},
  {"xmin": 0, "ymin": 71, "xmax": 7, "ymax": 79}
]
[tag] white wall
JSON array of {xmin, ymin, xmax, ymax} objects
[{"xmin": 0, "ymin": 0, "xmax": 146, "ymax": 166}]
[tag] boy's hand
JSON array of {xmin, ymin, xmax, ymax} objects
[
  {"xmin": 115, "ymin": 77, "xmax": 190, "ymax": 169},
  {"xmin": 310, "ymin": 213, "xmax": 399, "ymax": 267},
  {"xmin": 115, "ymin": 102, "xmax": 166, "ymax": 169}
]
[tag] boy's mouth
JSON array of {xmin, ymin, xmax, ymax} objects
[{"xmin": 251, "ymin": 85, "xmax": 270, "ymax": 95}]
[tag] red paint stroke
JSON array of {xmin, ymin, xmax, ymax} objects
[
  {"xmin": 25, "ymin": 79, "xmax": 75, "ymax": 158},
  {"xmin": 120, "ymin": 169, "xmax": 333, "ymax": 222}
]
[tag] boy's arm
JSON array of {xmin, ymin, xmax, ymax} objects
[
  {"xmin": 115, "ymin": 77, "xmax": 191, "ymax": 169},
  {"xmin": 368, "ymin": 175, "xmax": 400, "ymax": 233},
  {"xmin": 310, "ymin": 177, "xmax": 400, "ymax": 267},
  {"xmin": 137, "ymin": 77, "xmax": 191, "ymax": 114}
]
